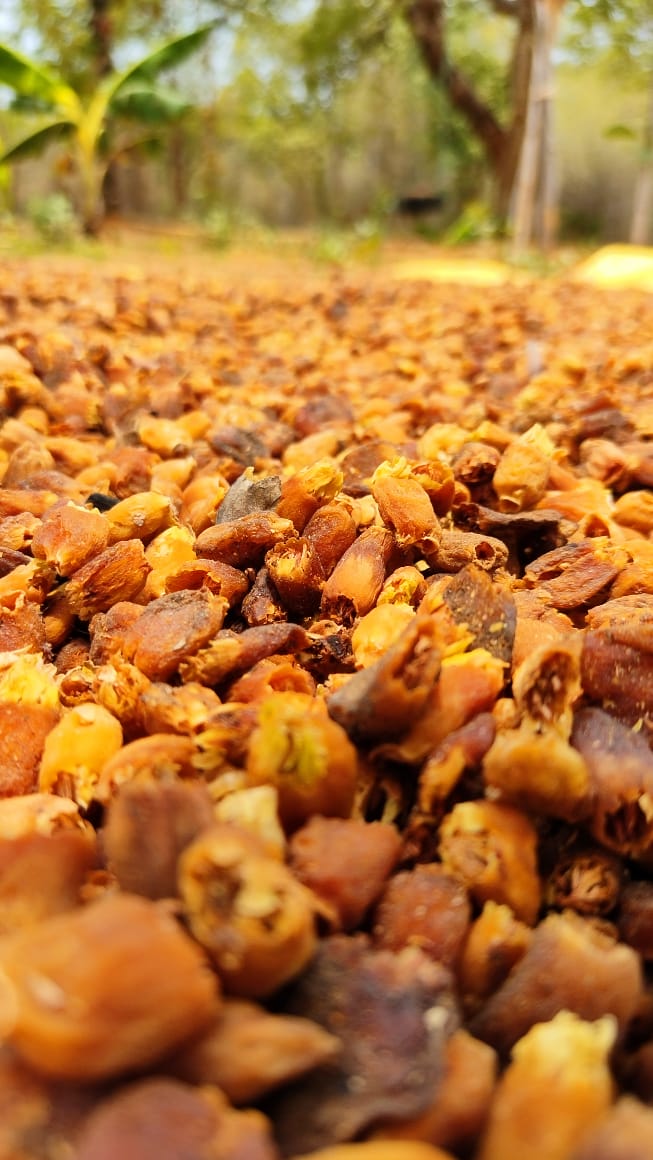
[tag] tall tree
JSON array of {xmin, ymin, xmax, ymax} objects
[
  {"xmin": 302, "ymin": 0, "xmax": 564, "ymax": 237},
  {"xmin": 404, "ymin": 0, "xmax": 537, "ymax": 224}
]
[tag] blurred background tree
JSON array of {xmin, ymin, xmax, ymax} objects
[{"xmin": 0, "ymin": 0, "xmax": 651, "ymax": 245}]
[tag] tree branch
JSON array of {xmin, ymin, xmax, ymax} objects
[
  {"xmin": 405, "ymin": 0, "xmax": 508, "ymax": 165},
  {"xmin": 490, "ymin": 0, "xmax": 520, "ymax": 15}
]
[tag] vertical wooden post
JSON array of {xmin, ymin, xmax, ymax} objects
[
  {"xmin": 511, "ymin": 0, "xmax": 564, "ymax": 252},
  {"xmin": 630, "ymin": 74, "xmax": 653, "ymax": 245}
]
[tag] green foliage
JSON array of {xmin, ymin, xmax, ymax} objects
[
  {"xmin": 26, "ymin": 192, "xmax": 78, "ymax": 243},
  {"xmin": 202, "ymin": 205, "xmax": 233, "ymax": 249},
  {"xmin": 202, "ymin": 204, "xmax": 273, "ymax": 250},
  {"xmin": 442, "ymin": 200, "xmax": 498, "ymax": 245}
]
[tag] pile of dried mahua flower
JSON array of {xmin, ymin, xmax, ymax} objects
[{"xmin": 2, "ymin": 256, "xmax": 653, "ymax": 1158}]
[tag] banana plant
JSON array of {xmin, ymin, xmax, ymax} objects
[{"xmin": 0, "ymin": 22, "xmax": 219, "ymax": 234}]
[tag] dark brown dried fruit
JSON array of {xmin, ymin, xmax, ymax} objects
[
  {"xmin": 373, "ymin": 864, "xmax": 471, "ymax": 968},
  {"xmin": 272, "ymin": 935, "xmax": 459, "ymax": 1154},
  {"xmin": 75, "ymin": 1078, "xmax": 279, "ymax": 1160},
  {"xmin": 470, "ymin": 912, "xmax": 642, "ymax": 1057},
  {"xmin": 327, "ymin": 614, "xmax": 442, "ymax": 742},
  {"xmin": 103, "ymin": 780, "xmax": 215, "ymax": 899},
  {"xmin": 121, "ymin": 589, "xmax": 228, "ymax": 680},
  {"xmin": 196, "ymin": 512, "xmax": 295, "ymax": 568},
  {"xmin": 571, "ymin": 708, "xmax": 653, "ymax": 861}
]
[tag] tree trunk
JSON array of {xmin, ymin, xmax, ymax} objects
[
  {"xmin": 630, "ymin": 74, "xmax": 653, "ymax": 245},
  {"xmin": 89, "ymin": 0, "xmax": 113, "ymax": 78},
  {"xmin": 510, "ymin": 0, "xmax": 563, "ymax": 251},
  {"xmin": 88, "ymin": 0, "xmax": 120, "ymax": 221}
]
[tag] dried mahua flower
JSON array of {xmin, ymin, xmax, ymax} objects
[
  {"xmin": 524, "ymin": 539, "xmax": 629, "ymax": 609},
  {"xmin": 38, "ymin": 703, "xmax": 123, "ymax": 807},
  {"xmin": 371, "ymin": 467, "xmax": 441, "ymax": 551},
  {"xmin": 289, "ymin": 816, "xmax": 401, "ymax": 931},
  {"xmin": 104, "ymin": 490, "xmax": 176, "ymax": 542},
  {"xmin": 31, "ymin": 502, "xmax": 110, "ymax": 576},
  {"xmin": 139, "ymin": 679, "xmax": 222, "ymax": 735},
  {"xmin": 276, "ymin": 459, "xmax": 343, "ymax": 531},
  {"xmin": 327, "ymin": 614, "xmax": 442, "ymax": 742},
  {"xmin": 373, "ymin": 864, "xmax": 471, "ymax": 968},
  {"xmin": 470, "ymin": 912, "xmax": 642, "ymax": 1056},
  {"xmin": 351, "ymin": 602, "xmax": 416, "ymax": 668},
  {"xmin": 265, "ymin": 535, "xmax": 325, "ymax": 616},
  {"xmin": 416, "ymin": 713, "xmax": 496, "ymax": 817},
  {"xmin": 246, "ymin": 691, "xmax": 358, "ymax": 830},
  {"xmin": 303, "ymin": 501, "xmax": 357, "ymax": 577},
  {"xmin": 441, "ymin": 565, "xmax": 516, "ymax": 664},
  {"xmin": 320, "ymin": 526, "xmax": 395, "ymax": 624},
  {"xmin": 181, "ymin": 623, "xmax": 309, "ymax": 687},
  {"xmin": 103, "ymin": 780, "xmax": 215, "ymax": 899},
  {"xmin": 0, "ymin": 830, "xmax": 96, "ymax": 934},
  {"xmin": 483, "ymin": 638, "xmax": 589, "ymax": 821},
  {"xmin": 426, "ymin": 530, "xmax": 509, "ymax": 574},
  {"xmin": 120, "ymin": 589, "xmax": 228, "ymax": 680},
  {"xmin": 172, "ymin": 998, "xmax": 341, "ymax": 1103},
  {"xmin": 295, "ymin": 1146, "xmax": 455, "ymax": 1160},
  {"xmin": 196, "ymin": 511, "xmax": 294, "ymax": 568},
  {"xmin": 512, "ymin": 636, "xmax": 582, "ymax": 735},
  {"xmin": 571, "ymin": 707, "xmax": 653, "ymax": 862},
  {"xmin": 547, "ymin": 846, "xmax": 622, "ymax": 917},
  {"xmin": 143, "ymin": 525, "xmax": 196, "ymax": 598},
  {"xmin": 612, "ymin": 489, "xmax": 653, "ymax": 534},
  {"xmin": 241, "ymin": 565, "xmax": 288, "ymax": 625},
  {"xmin": 178, "ymin": 822, "xmax": 316, "ymax": 997},
  {"xmin": 484, "ymin": 720, "xmax": 590, "ymax": 822},
  {"xmin": 618, "ymin": 880, "xmax": 653, "ymax": 959},
  {"xmin": 94, "ymin": 733, "xmax": 198, "ymax": 802},
  {"xmin": 492, "ymin": 423, "xmax": 553, "ymax": 512},
  {"xmin": 377, "ymin": 565, "xmax": 428, "ymax": 608},
  {"xmin": 478, "ymin": 1012, "xmax": 615, "ymax": 1160},
  {"xmin": 0, "ymin": 792, "xmax": 89, "ymax": 838},
  {"xmin": 570, "ymin": 1096, "xmax": 653, "ymax": 1160},
  {"xmin": 0, "ymin": 892, "xmax": 220, "ymax": 1080},
  {"xmin": 0, "ymin": 702, "xmax": 60, "ymax": 797},
  {"xmin": 581, "ymin": 631, "xmax": 653, "ymax": 730},
  {"xmin": 439, "ymin": 801, "xmax": 541, "ymax": 925},
  {"xmin": 64, "ymin": 539, "xmax": 150, "ymax": 618},
  {"xmin": 214, "ymin": 784, "xmax": 286, "ymax": 858},
  {"xmin": 459, "ymin": 901, "xmax": 533, "ymax": 1009},
  {"xmin": 380, "ymin": 648, "xmax": 505, "ymax": 765},
  {"xmin": 372, "ymin": 1029, "xmax": 496, "ymax": 1152},
  {"xmin": 75, "ymin": 1078, "xmax": 279, "ymax": 1160}
]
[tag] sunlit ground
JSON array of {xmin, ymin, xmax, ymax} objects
[{"xmin": 1, "ymin": 215, "xmax": 652, "ymax": 292}]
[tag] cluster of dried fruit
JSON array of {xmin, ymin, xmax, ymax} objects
[{"xmin": 2, "ymin": 257, "xmax": 653, "ymax": 1158}]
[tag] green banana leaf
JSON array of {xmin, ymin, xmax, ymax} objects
[
  {"xmin": 0, "ymin": 44, "xmax": 78, "ymax": 117},
  {"xmin": 110, "ymin": 83, "xmax": 191, "ymax": 124},
  {"xmin": 0, "ymin": 120, "xmax": 74, "ymax": 163},
  {"xmin": 110, "ymin": 20, "xmax": 222, "ymax": 95}
]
